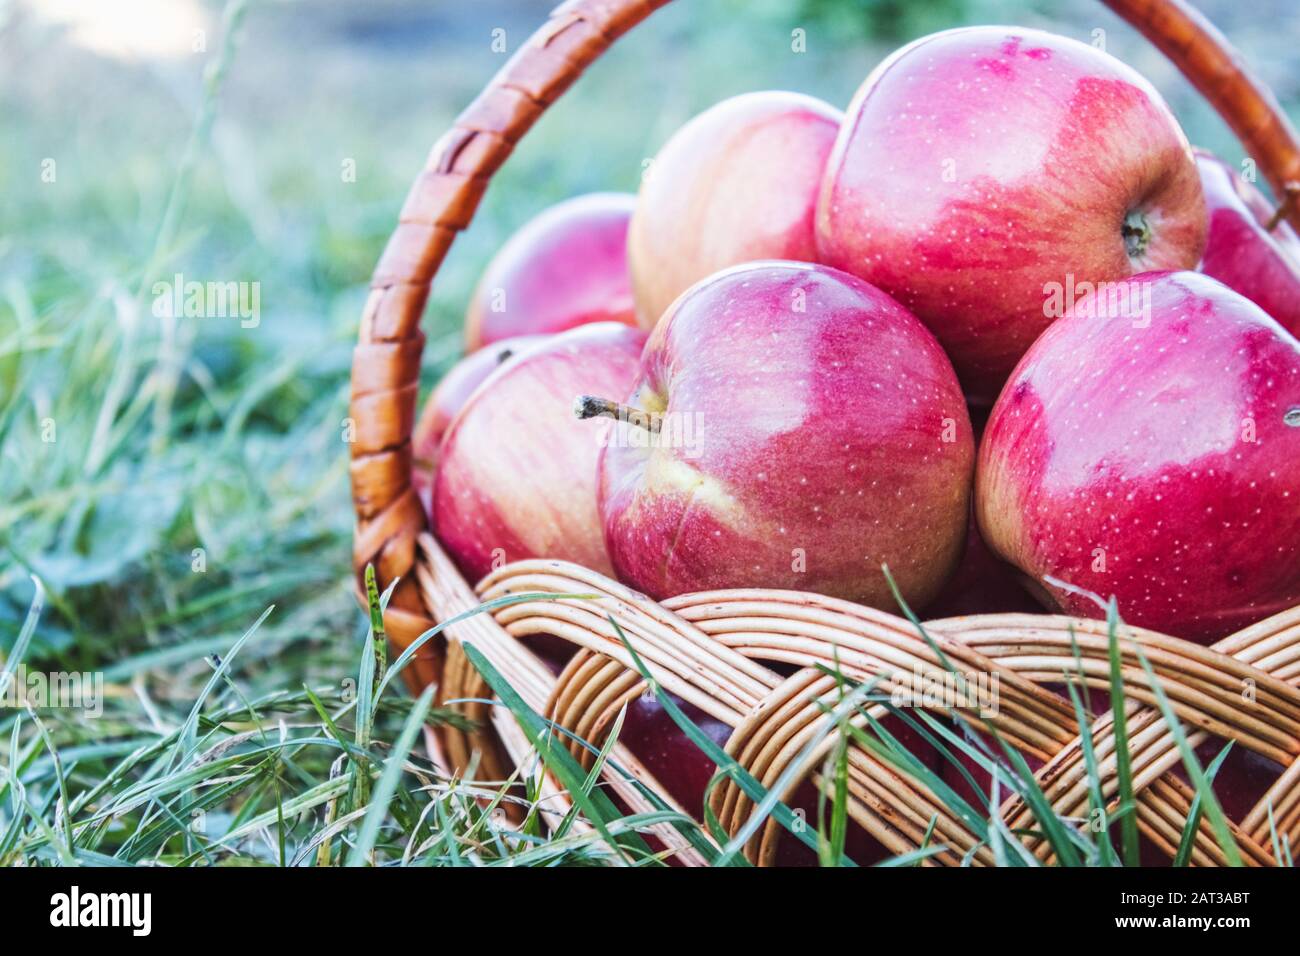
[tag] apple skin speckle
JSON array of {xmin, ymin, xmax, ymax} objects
[
  {"xmin": 597, "ymin": 261, "xmax": 974, "ymax": 612},
  {"xmin": 976, "ymin": 271, "xmax": 1300, "ymax": 643},
  {"xmin": 816, "ymin": 25, "xmax": 1206, "ymax": 403}
]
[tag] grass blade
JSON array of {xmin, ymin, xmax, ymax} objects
[
  {"xmin": 348, "ymin": 684, "xmax": 434, "ymax": 867},
  {"xmin": 460, "ymin": 642, "xmax": 654, "ymax": 863},
  {"xmin": 1105, "ymin": 601, "xmax": 1141, "ymax": 867},
  {"xmin": 1173, "ymin": 741, "xmax": 1232, "ymax": 867}
]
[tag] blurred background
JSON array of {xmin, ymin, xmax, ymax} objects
[{"xmin": 2, "ymin": 0, "xmax": 1298, "ymax": 699}]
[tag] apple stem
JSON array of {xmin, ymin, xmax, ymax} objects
[
  {"xmin": 1265, "ymin": 182, "xmax": 1300, "ymax": 233},
  {"xmin": 573, "ymin": 395, "xmax": 663, "ymax": 434},
  {"xmin": 1122, "ymin": 209, "xmax": 1151, "ymax": 260}
]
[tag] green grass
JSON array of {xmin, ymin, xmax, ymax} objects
[
  {"xmin": 1, "ymin": 0, "xmax": 1296, "ymax": 866},
  {"xmin": 0, "ymin": 544, "xmax": 1287, "ymax": 866}
]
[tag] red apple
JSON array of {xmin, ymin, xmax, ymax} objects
[
  {"xmin": 464, "ymin": 193, "xmax": 637, "ymax": 351},
  {"xmin": 1196, "ymin": 149, "xmax": 1300, "ymax": 336},
  {"xmin": 412, "ymin": 335, "xmax": 548, "ymax": 512},
  {"xmin": 816, "ymin": 26, "xmax": 1206, "ymax": 403},
  {"xmin": 975, "ymin": 270, "xmax": 1300, "ymax": 642},
  {"xmin": 433, "ymin": 322, "xmax": 646, "ymax": 582},
  {"xmin": 581, "ymin": 261, "xmax": 973, "ymax": 610},
  {"xmin": 629, "ymin": 91, "xmax": 843, "ymax": 327}
]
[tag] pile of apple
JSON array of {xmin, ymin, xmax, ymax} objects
[
  {"xmin": 411, "ymin": 25, "xmax": 1300, "ymax": 858},
  {"xmin": 420, "ymin": 25, "xmax": 1300, "ymax": 649}
]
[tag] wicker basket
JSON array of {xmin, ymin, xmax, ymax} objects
[{"xmin": 348, "ymin": 0, "xmax": 1300, "ymax": 865}]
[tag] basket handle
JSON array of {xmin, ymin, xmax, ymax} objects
[
  {"xmin": 1104, "ymin": 0, "xmax": 1300, "ymax": 211},
  {"xmin": 347, "ymin": 0, "xmax": 670, "ymax": 632},
  {"xmin": 349, "ymin": 0, "xmax": 1300, "ymax": 613}
]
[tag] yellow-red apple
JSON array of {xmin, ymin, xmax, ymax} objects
[
  {"xmin": 581, "ymin": 261, "xmax": 973, "ymax": 610},
  {"xmin": 411, "ymin": 335, "xmax": 548, "ymax": 512},
  {"xmin": 629, "ymin": 91, "xmax": 842, "ymax": 327},
  {"xmin": 817, "ymin": 27, "xmax": 1206, "ymax": 403},
  {"xmin": 433, "ymin": 323, "xmax": 646, "ymax": 581}
]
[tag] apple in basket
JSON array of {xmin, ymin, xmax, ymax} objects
[
  {"xmin": 628, "ymin": 91, "xmax": 842, "ymax": 327},
  {"xmin": 411, "ymin": 334, "xmax": 548, "ymax": 511},
  {"xmin": 975, "ymin": 270, "xmax": 1300, "ymax": 643},
  {"xmin": 577, "ymin": 260, "xmax": 973, "ymax": 610},
  {"xmin": 1195, "ymin": 149, "xmax": 1300, "ymax": 336},
  {"xmin": 816, "ymin": 26, "xmax": 1207, "ymax": 403},
  {"xmin": 463, "ymin": 193, "xmax": 638, "ymax": 351},
  {"xmin": 433, "ymin": 322, "xmax": 646, "ymax": 581}
]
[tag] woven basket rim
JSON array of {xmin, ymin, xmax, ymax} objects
[{"xmin": 422, "ymin": 535, "xmax": 1300, "ymax": 865}]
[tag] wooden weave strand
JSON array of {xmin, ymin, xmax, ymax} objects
[{"xmin": 451, "ymin": 549, "xmax": 1300, "ymax": 865}]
